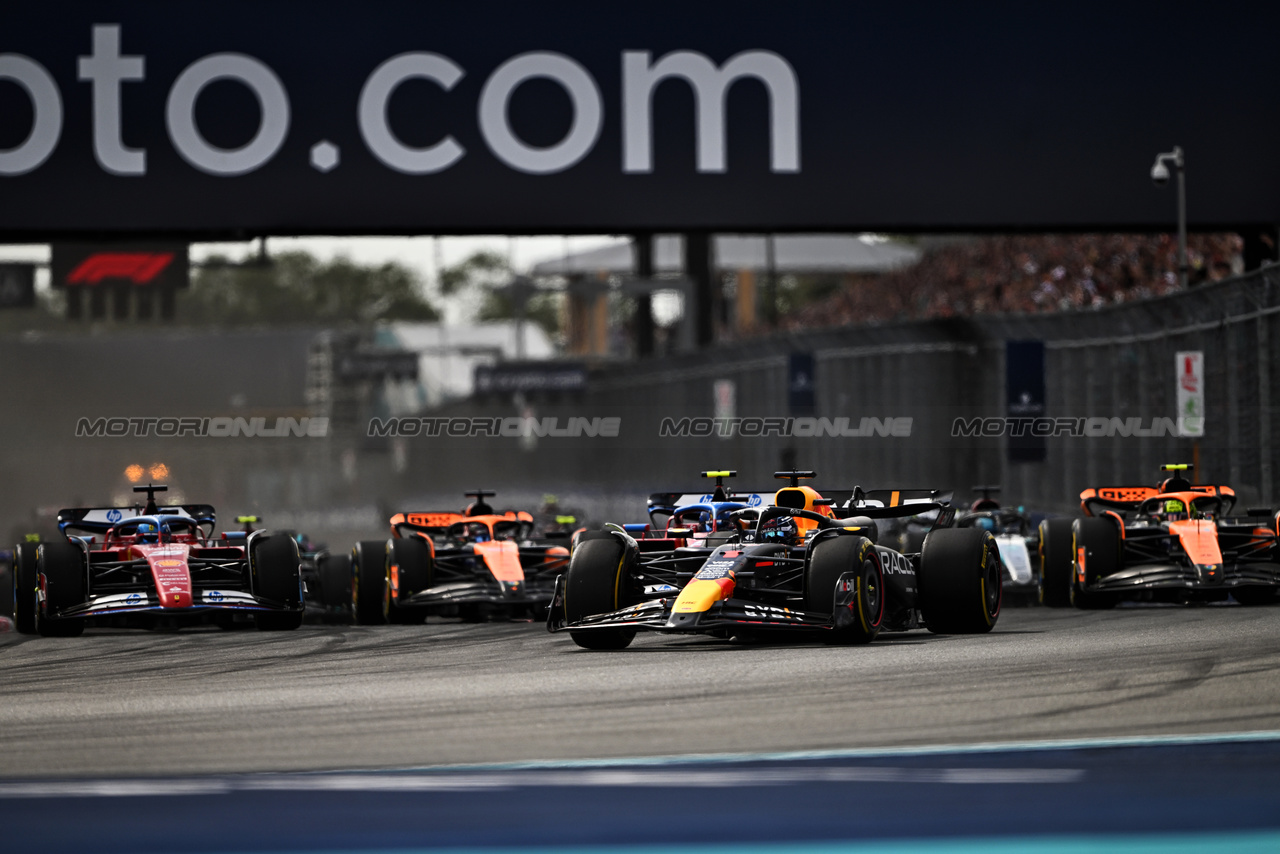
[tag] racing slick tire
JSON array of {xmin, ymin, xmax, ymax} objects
[
  {"xmin": 387, "ymin": 537, "xmax": 431, "ymax": 624},
  {"xmin": 315, "ymin": 551, "xmax": 352, "ymax": 608},
  {"xmin": 1231, "ymin": 587, "xmax": 1277, "ymax": 606},
  {"xmin": 1070, "ymin": 518, "xmax": 1120, "ymax": 610},
  {"xmin": 352, "ymin": 540, "xmax": 390, "ymax": 626},
  {"xmin": 12, "ymin": 542, "xmax": 39, "ymax": 635},
  {"xmin": 564, "ymin": 535, "xmax": 636, "ymax": 650},
  {"xmin": 1038, "ymin": 518, "xmax": 1075, "ymax": 608},
  {"xmin": 918, "ymin": 528, "xmax": 1001, "ymax": 634},
  {"xmin": 805, "ymin": 534, "xmax": 883, "ymax": 644},
  {"xmin": 34, "ymin": 540, "xmax": 86, "ymax": 638},
  {"xmin": 252, "ymin": 535, "xmax": 304, "ymax": 630}
]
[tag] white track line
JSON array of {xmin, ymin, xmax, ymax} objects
[
  {"xmin": 2, "ymin": 729, "xmax": 1275, "ymax": 800},
  {"xmin": 386, "ymin": 728, "xmax": 1280, "ymax": 773},
  {"xmin": 0, "ymin": 766, "xmax": 1083, "ymax": 799}
]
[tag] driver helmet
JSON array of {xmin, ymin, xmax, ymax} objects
[
  {"xmin": 973, "ymin": 516, "xmax": 996, "ymax": 532},
  {"xmin": 759, "ymin": 514, "xmax": 799, "ymax": 546},
  {"xmin": 1162, "ymin": 498, "xmax": 1188, "ymax": 522},
  {"xmin": 136, "ymin": 522, "xmax": 160, "ymax": 544}
]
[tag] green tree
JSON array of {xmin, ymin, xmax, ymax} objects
[
  {"xmin": 438, "ymin": 250, "xmax": 561, "ymax": 336},
  {"xmin": 438, "ymin": 249, "xmax": 510, "ymax": 296},
  {"xmin": 476, "ymin": 291, "xmax": 562, "ymax": 337},
  {"xmin": 181, "ymin": 251, "xmax": 439, "ymax": 325}
]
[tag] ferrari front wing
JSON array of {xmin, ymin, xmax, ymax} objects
[{"xmin": 52, "ymin": 588, "xmax": 300, "ymax": 619}]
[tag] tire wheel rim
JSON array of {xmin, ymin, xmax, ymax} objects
[
  {"xmin": 985, "ymin": 555, "xmax": 1000, "ymax": 615},
  {"xmin": 1037, "ymin": 528, "xmax": 1047, "ymax": 603},
  {"xmin": 351, "ymin": 558, "xmax": 360, "ymax": 613},
  {"xmin": 862, "ymin": 557, "xmax": 883, "ymax": 628},
  {"xmin": 381, "ymin": 561, "xmax": 391, "ymax": 620}
]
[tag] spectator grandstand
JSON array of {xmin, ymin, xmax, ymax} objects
[{"xmin": 786, "ymin": 233, "xmax": 1246, "ymax": 329}]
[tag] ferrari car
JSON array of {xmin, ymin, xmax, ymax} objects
[
  {"xmin": 1039, "ymin": 464, "xmax": 1280, "ymax": 608},
  {"xmin": 10, "ymin": 484, "xmax": 304, "ymax": 636},
  {"xmin": 955, "ymin": 486, "xmax": 1040, "ymax": 601},
  {"xmin": 547, "ymin": 470, "xmax": 1002, "ymax": 649},
  {"xmin": 349, "ymin": 490, "xmax": 572, "ymax": 624}
]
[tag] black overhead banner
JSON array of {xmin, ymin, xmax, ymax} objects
[{"xmin": 2, "ymin": 1, "xmax": 1280, "ymax": 238}]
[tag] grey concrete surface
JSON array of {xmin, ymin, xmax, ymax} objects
[{"xmin": 1, "ymin": 605, "xmax": 1278, "ymax": 779}]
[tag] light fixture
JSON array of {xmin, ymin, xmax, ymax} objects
[{"xmin": 1150, "ymin": 146, "xmax": 1187, "ymax": 289}]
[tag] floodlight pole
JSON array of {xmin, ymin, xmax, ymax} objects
[
  {"xmin": 1175, "ymin": 150, "xmax": 1187, "ymax": 290},
  {"xmin": 1153, "ymin": 146, "xmax": 1188, "ymax": 289}
]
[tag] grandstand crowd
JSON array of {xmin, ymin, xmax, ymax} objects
[{"xmin": 785, "ymin": 233, "xmax": 1246, "ymax": 329}]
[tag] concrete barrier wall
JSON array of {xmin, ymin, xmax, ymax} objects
[{"xmin": 2, "ymin": 268, "xmax": 1275, "ymax": 545}]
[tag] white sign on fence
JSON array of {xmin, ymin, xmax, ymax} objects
[
  {"xmin": 1176, "ymin": 351, "xmax": 1204, "ymax": 437},
  {"xmin": 713, "ymin": 379, "xmax": 736, "ymax": 440}
]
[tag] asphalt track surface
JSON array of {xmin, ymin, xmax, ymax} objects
[{"xmin": 2, "ymin": 605, "xmax": 1280, "ymax": 851}]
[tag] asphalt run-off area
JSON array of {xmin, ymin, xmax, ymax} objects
[{"xmin": 3, "ymin": 606, "xmax": 1279, "ymax": 852}]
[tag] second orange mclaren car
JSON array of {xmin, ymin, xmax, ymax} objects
[{"xmin": 350, "ymin": 491, "xmax": 571, "ymax": 624}]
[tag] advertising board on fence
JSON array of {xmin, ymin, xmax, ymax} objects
[{"xmin": 1176, "ymin": 351, "xmax": 1204, "ymax": 438}]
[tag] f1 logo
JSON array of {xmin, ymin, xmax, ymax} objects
[{"xmin": 66, "ymin": 252, "xmax": 174, "ymax": 285}]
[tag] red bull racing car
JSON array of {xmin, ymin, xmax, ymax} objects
[
  {"xmin": 1039, "ymin": 464, "xmax": 1280, "ymax": 608},
  {"xmin": 10, "ymin": 484, "xmax": 304, "ymax": 636},
  {"xmin": 350, "ymin": 491, "xmax": 572, "ymax": 624},
  {"xmin": 547, "ymin": 471, "xmax": 1002, "ymax": 649}
]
